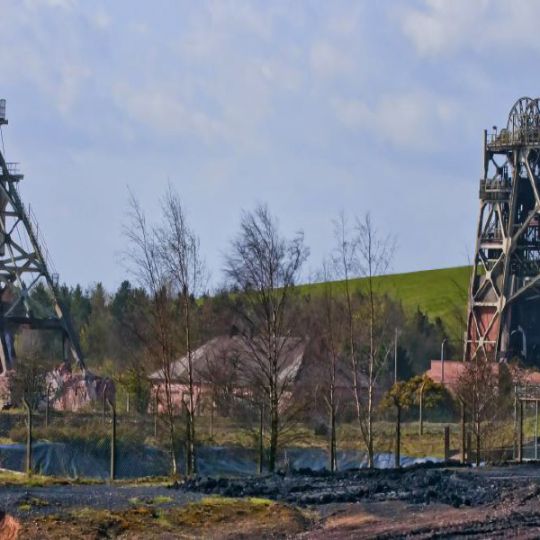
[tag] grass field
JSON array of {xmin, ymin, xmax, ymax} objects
[{"xmin": 300, "ymin": 266, "xmax": 471, "ymax": 338}]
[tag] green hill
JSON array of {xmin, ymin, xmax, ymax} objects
[{"xmin": 301, "ymin": 266, "xmax": 471, "ymax": 339}]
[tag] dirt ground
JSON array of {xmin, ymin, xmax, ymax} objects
[{"xmin": 6, "ymin": 464, "xmax": 540, "ymax": 538}]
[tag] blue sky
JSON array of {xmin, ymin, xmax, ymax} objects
[{"xmin": 1, "ymin": 0, "xmax": 538, "ymax": 291}]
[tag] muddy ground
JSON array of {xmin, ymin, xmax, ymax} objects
[{"xmin": 6, "ymin": 463, "xmax": 540, "ymax": 538}]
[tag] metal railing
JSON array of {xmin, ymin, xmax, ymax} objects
[
  {"xmin": 26, "ymin": 204, "xmax": 58, "ymax": 279},
  {"xmin": 4, "ymin": 162, "xmax": 20, "ymax": 176},
  {"xmin": 479, "ymin": 179, "xmax": 512, "ymax": 201},
  {"xmin": 481, "ymin": 231, "xmax": 503, "ymax": 242},
  {"xmin": 488, "ymin": 126, "xmax": 540, "ymax": 146}
]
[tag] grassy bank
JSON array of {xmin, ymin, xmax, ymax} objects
[{"xmin": 299, "ymin": 265, "xmax": 471, "ymax": 338}]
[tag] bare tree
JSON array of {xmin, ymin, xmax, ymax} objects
[
  {"xmin": 331, "ymin": 212, "xmax": 395, "ymax": 467},
  {"xmin": 356, "ymin": 213, "xmax": 395, "ymax": 467},
  {"xmin": 332, "ymin": 213, "xmax": 365, "ymax": 461},
  {"xmin": 225, "ymin": 204, "xmax": 308, "ymax": 472},
  {"xmin": 159, "ymin": 187, "xmax": 206, "ymax": 476},
  {"xmin": 456, "ymin": 357, "xmax": 500, "ymax": 465},
  {"xmin": 123, "ymin": 193, "xmax": 181, "ymax": 476},
  {"xmin": 318, "ymin": 260, "xmax": 345, "ymax": 472}
]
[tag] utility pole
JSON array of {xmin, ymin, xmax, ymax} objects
[{"xmin": 394, "ymin": 327, "xmax": 398, "ymax": 384}]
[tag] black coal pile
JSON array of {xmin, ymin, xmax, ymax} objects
[{"xmin": 179, "ymin": 465, "xmax": 501, "ymax": 508}]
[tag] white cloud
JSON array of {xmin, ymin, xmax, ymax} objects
[
  {"xmin": 399, "ymin": 0, "xmax": 540, "ymax": 57},
  {"xmin": 332, "ymin": 97, "xmax": 371, "ymax": 128},
  {"xmin": 92, "ymin": 7, "xmax": 111, "ymax": 30},
  {"xmin": 0, "ymin": 1, "xmax": 93, "ymax": 114},
  {"xmin": 114, "ymin": 84, "xmax": 228, "ymax": 142},
  {"xmin": 37, "ymin": 0, "xmax": 76, "ymax": 9},
  {"xmin": 310, "ymin": 41, "xmax": 354, "ymax": 79},
  {"xmin": 333, "ymin": 92, "xmax": 459, "ymax": 150}
]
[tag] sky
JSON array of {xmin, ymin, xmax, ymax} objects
[{"xmin": 1, "ymin": 0, "xmax": 539, "ymax": 292}]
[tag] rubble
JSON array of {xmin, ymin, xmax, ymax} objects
[{"xmin": 180, "ymin": 465, "xmax": 500, "ymax": 508}]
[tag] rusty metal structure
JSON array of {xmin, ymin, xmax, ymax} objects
[
  {"xmin": 465, "ymin": 96, "xmax": 540, "ymax": 365},
  {"xmin": 0, "ymin": 100, "xmax": 84, "ymax": 375}
]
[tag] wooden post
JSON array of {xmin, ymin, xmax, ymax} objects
[
  {"xmin": 519, "ymin": 400, "xmax": 524, "ymax": 463},
  {"xmin": 44, "ymin": 385, "xmax": 50, "ymax": 428},
  {"xmin": 460, "ymin": 401, "xmax": 466, "ymax": 463},
  {"xmin": 514, "ymin": 385, "xmax": 518, "ymax": 460},
  {"xmin": 23, "ymin": 398, "xmax": 32, "ymax": 476},
  {"xmin": 444, "ymin": 426, "xmax": 450, "ymax": 462},
  {"xmin": 329, "ymin": 403, "xmax": 336, "ymax": 473},
  {"xmin": 535, "ymin": 400, "xmax": 539, "ymax": 461},
  {"xmin": 183, "ymin": 399, "xmax": 194, "ymax": 476},
  {"xmin": 154, "ymin": 393, "xmax": 158, "ymax": 440},
  {"xmin": 108, "ymin": 399, "xmax": 116, "ymax": 481},
  {"xmin": 210, "ymin": 391, "xmax": 214, "ymax": 440},
  {"xmin": 395, "ymin": 405, "xmax": 401, "ymax": 468},
  {"xmin": 418, "ymin": 381, "xmax": 425, "ymax": 436},
  {"xmin": 258, "ymin": 403, "xmax": 264, "ymax": 475}
]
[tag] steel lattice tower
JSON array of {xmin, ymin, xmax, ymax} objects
[
  {"xmin": 465, "ymin": 96, "xmax": 540, "ymax": 365},
  {"xmin": 0, "ymin": 100, "xmax": 84, "ymax": 374}
]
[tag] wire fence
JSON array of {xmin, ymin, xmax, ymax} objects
[{"xmin": 0, "ymin": 399, "xmax": 533, "ymax": 481}]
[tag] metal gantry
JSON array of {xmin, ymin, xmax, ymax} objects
[
  {"xmin": 0, "ymin": 100, "xmax": 84, "ymax": 374},
  {"xmin": 465, "ymin": 97, "xmax": 540, "ymax": 366}
]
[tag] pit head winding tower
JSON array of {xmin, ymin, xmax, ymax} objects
[
  {"xmin": 0, "ymin": 100, "xmax": 84, "ymax": 374},
  {"xmin": 466, "ymin": 96, "xmax": 540, "ymax": 365}
]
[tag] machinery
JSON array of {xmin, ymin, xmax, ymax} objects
[
  {"xmin": 0, "ymin": 99, "xmax": 84, "ymax": 373},
  {"xmin": 465, "ymin": 97, "xmax": 540, "ymax": 366}
]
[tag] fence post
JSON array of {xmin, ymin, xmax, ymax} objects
[
  {"xmin": 395, "ymin": 405, "xmax": 401, "ymax": 468},
  {"xmin": 22, "ymin": 398, "xmax": 32, "ymax": 476},
  {"xmin": 108, "ymin": 398, "xmax": 116, "ymax": 481},
  {"xmin": 460, "ymin": 401, "xmax": 466, "ymax": 463},
  {"xmin": 535, "ymin": 400, "xmax": 539, "ymax": 461},
  {"xmin": 210, "ymin": 391, "xmax": 214, "ymax": 440},
  {"xmin": 258, "ymin": 403, "xmax": 264, "ymax": 475},
  {"xmin": 45, "ymin": 385, "xmax": 50, "ymax": 428},
  {"xmin": 154, "ymin": 393, "xmax": 158, "ymax": 439},
  {"xmin": 514, "ymin": 385, "xmax": 518, "ymax": 460},
  {"xmin": 444, "ymin": 426, "xmax": 450, "ymax": 462},
  {"xmin": 519, "ymin": 400, "xmax": 524, "ymax": 464}
]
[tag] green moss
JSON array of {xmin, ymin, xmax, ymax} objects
[
  {"xmin": 129, "ymin": 494, "xmax": 173, "ymax": 507},
  {"xmin": 0, "ymin": 470, "xmax": 101, "ymax": 487}
]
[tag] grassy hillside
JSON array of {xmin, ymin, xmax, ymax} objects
[{"xmin": 300, "ymin": 266, "xmax": 471, "ymax": 339}]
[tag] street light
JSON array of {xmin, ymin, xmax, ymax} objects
[{"xmin": 441, "ymin": 338, "xmax": 448, "ymax": 384}]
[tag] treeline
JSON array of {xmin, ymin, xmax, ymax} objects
[
  {"xmin": 20, "ymin": 189, "xmax": 458, "ymax": 475},
  {"xmin": 25, "ymin": 262, "xmax": 453, "ymax": 389}
]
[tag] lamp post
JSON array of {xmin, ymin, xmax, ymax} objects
[{"xmin": 441, "ymin": 338, "xmax": 448, "ymax": 384}]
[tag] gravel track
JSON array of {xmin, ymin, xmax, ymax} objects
[{"xmin": 0, "ymin": 483, "xmax": 202, "ymax": 517}]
